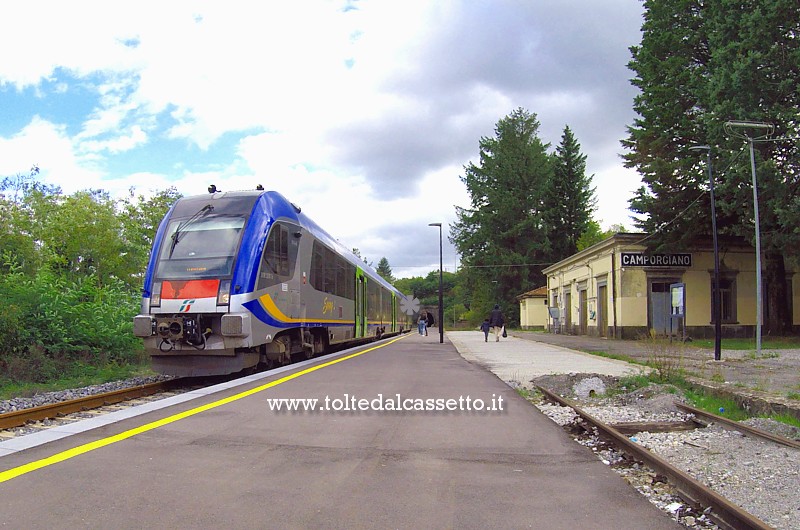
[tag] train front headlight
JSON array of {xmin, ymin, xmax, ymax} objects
[
  {"xmin": 150, "ymin": 281, "xmax": 162, "ymax": 307},
  {"xmin": 217, "ymin": 279, "xmax": 231, "ymax": 305}
]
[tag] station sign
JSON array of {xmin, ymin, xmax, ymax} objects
[{"xmin": 620, "ymin": 253, "xmax": 692, "ymax": 267}]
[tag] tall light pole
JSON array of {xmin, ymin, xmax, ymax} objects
[
  {"xmin": 690, "ymin": 145, "xmax": 722, "ymax": 361},
  {"xmin": 429, "ymin": 223, "xmax": 444, "ymax": 344},
  {"xmin": 724, "ymin": 120, "xmax": 773, "ymax": 356}
]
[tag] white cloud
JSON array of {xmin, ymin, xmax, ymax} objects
[
  {"xmin": 0, "ymin": 0, "xmax": 646, "ymax": 280},
  {"xmin": 0, "ymin": 117, "xmax": 103, "ymax": 190}
]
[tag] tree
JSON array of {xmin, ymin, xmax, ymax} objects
[
  {"xmin": 451, "ymin": 108, "xmax": 553, "ymax": 326},
  {"xmin": 623, "ymin": 0, "xmax": 800, "ymax": 333},
  {"xmin": 623, "ymin": 0, "xmax": 713, "ymax": 249},
  {"xmin": 544, "ymin": 125, "xmax": 597, "ymax": 260},
  {"xmin": 375, "ymin": 257, "xmax": 394, "ymax": 283},
  {"xmin": 576, "ymin": 222, "xmax": 627, "ymax": 252},
  {"xmin": 351, "ymin": 248, "xmax": 372, "ymax": 267},
  {"xmin": 119, "ymin": 187, "xmax": 183, "ymax": 287}
]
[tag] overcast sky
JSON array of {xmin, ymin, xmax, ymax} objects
[{"xmin": 0, "ymin": 0, "xmax": 644, "ymax": 280}]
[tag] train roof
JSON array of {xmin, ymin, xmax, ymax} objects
[{"xmin": 173, "ymin": 188, "xmax": 402, "ymax": 297}]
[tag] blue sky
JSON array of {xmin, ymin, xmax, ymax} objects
[{"xmin": 0, "ymin": 0, "xmax": 644, "ymax": 279}]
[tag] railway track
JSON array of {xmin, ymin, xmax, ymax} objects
[
  {"xmin": 536, "ymin": 385, "xmax": 796, "ymax": 530},
  {"xmin": 0, "ymin": 378, "xmax": 192, "ymax": 435}
]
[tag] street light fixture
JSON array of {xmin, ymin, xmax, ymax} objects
[
  {"xmin": 723, "ymin": 120, "xmax": 773, "ymax": 356},
  {"xmin": 428, "ymin": 223, "xmax": 444, "ymax": 344},
  {"xmin": 689, "ymin": 145, "xmax": 721, "ymax": 361}
]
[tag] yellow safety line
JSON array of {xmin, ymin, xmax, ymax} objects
[{"xmin": 0, "ymin": 333, "xmax": 410, "ymax": 484}]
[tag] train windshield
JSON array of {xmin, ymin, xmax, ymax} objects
[{"xmin": 155, "ymin": 214, "xmax": 246, "ymax": 279}]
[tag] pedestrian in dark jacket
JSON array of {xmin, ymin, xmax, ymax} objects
[
  {"xmin": 488, "ymin": 305, "xmax": 505, "ymax": 342},
  {"xmin": 480, "ymin": 319, "xmax": 491, "ymax": 342},
  {"xmin": 426, "ymin": 311, "xmax": 435, "ymax": 331}
]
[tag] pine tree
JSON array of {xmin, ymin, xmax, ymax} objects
[
  {"xmin": 451, "ymin": 108, "xmax": 553, "ymax": 325},
  {"xmin": 376, "ymin": 257, "xmax": 394, "ymax": 283},
  {"xmin": 545, "ymin": 125, "xmax": 597, "ymax": 260}
]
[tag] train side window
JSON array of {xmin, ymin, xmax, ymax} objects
[
  {"xmin": 310, "ymin": 241, "xmax": 325, "ymax": 291},
  {"xmin": 264, "ymin": 224, "xmax": 289, "ymax": 275},
  {"xmin": 258, "ymin": 223, "xmax": 299, "ymax": 289}
]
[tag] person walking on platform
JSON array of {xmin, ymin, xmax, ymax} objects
[
  {"xmin": 418, "ymin": 313, "xmax": 427, "ymax": 336},
  {"xmin": 426, "ymin": 311, "xmax": 435, "ymax": 334},
  {"xmin": 480, "ymin": 319, "xmax": 491, "ymax": 342},
  {"xmin": 488, "ymin": 304, "xmax": 505, "ymax": 342}
]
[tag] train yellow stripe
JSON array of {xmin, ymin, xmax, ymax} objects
[
  {"xmin": 258, "ymin": 293, "xmax": 347, "ymax": 325},
  {"xmin": 0, "ymin": 333, "xmax": 410, "ymax": 484}
]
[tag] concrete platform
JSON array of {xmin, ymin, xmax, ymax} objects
[
  {"xmin": 0, "ymin": 332, "xmax": 679, "ymax": 529},
  {"xmin": 447, "ymin": 330, "xmax": 648, "ymax": 385}
]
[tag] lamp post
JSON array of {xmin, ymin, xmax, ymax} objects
[
  {"xmin": 429, "ymin": 223, "xmax": 444, "ymax": 344},
  {"xmin": 723, "ymin": 120, "xmax": 773, "ymax": 356},
  {"xmin": 690, "ymin": 145, "xmax": 721, "ymax": 361}
]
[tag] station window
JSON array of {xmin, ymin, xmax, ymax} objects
[{"xmin": 711, "ymin": 276, "xmax": 737, "ymax": 323}]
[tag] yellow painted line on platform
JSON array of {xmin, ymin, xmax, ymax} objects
[{"xmin": 0, "ymin": 334, "xmax": 410, "ymax": 484}]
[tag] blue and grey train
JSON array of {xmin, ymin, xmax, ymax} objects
[{"xmin": 134, "ymin": 187, "xmax": 412, "ymax": 376}]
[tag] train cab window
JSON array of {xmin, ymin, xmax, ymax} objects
[{"xmin": 257, "ymin": 223, "xmax": 299, "ymax": 289}]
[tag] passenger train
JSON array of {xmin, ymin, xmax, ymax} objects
[{"xmin": 134, "ymin": 187, "xmax": 412, "ymax": 376}]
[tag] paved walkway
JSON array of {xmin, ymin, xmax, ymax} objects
[{"xmin": 446, "ymin": 330, "xmax": 648, "ymax": 385}]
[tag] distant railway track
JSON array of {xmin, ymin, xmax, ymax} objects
[
  {"xmin": 536, "ymin": 386, "xmax": 779, "ymax": 530},
  {"xmin": 0, "ymin": 378, "xmax": 191, "ymax": 432}
]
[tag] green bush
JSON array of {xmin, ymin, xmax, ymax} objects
[{"xmin": 0, "ymin": 266, "xmax": 144, "ymax": 384}]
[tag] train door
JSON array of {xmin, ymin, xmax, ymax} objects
[
  {"xmin": 391, "ymin": 293, "xmax": 397, "ymax": 333},
  {"xmin": 355, "ymin": 269, "xmax": 367, "ymax": 338}
]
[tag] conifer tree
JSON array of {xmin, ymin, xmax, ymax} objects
[
  {"xmin": 623, "ymin": 0, "xmax": 800, "ymax": 333},
  {"xmin": 451, "ymin": 108, "xmax": 552, "ymax": 325},
  {"xmin": 545, "ymin": 125, "xmax": 597, "ymax": 260}
]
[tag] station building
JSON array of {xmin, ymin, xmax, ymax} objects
[
  {"xmin": 517, "ymin": 286, "xmax": 549, "ymax": 330},
  {"xmin": 540, "ymin": 233, "xmax": 800, "ymax": 339}
]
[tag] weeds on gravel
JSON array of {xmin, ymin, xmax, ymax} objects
[
  {"xmin": 744, "ymin": 351, "xmax": 780, "ymax": 360},
  {"xmin": 638, "ymin": 330, "xmax": 686, "ymax": 382},
  {"xmin": 605, "ymin": 372, "xmax": 682, "ymax": 397},
  {"xmin": 769, "ymin": 413, "xmax": 800, "ymax": 430},
  {"xmin": 586, "ymin": 350, "xmax": 642, "ymax": 365},
  {"xmin": 691, "ymin": 336, "xmax": 800, "ymax": 350},
  {"xmin": 515, "ymin": 387, "xmax": 543, "ymax": 406}
]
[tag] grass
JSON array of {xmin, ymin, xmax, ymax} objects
[
  {"xmin": 690, "ymin": 336, "xmax": 800, "ymax": 350},
  {"xmin": 682, "ymin": 388, "xmax": 751, "ymax": 421},
  {"xmin": 0, "ymin": 362, "xmax": 155, "ymax": 400},
  {"xmin": 768, "ymin": 413, "xmax": 800, "ymax": 430}
]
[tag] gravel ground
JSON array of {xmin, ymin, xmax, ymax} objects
[
  {"xmin": 0, "ymin": 375, "xmax": 173, "ymax": 414},
  {"xmin": 528, "ymin": 373, "xmax": 800, "ymax": 530},
  {"xmin": 515, "ymin": 331, "xmax": 800, "ymax": 399}
]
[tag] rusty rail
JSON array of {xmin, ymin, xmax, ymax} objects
[
  {"xmin": 676, "ymin": 402, "xmax": 800, "ymax": 450},
  {"xmin": 536, "ymin": 386, "xmax": 773, "ymax": 530},
  {"xmin": 0, "ymin": 379, "xmax": 186, "ymax": 430}
]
